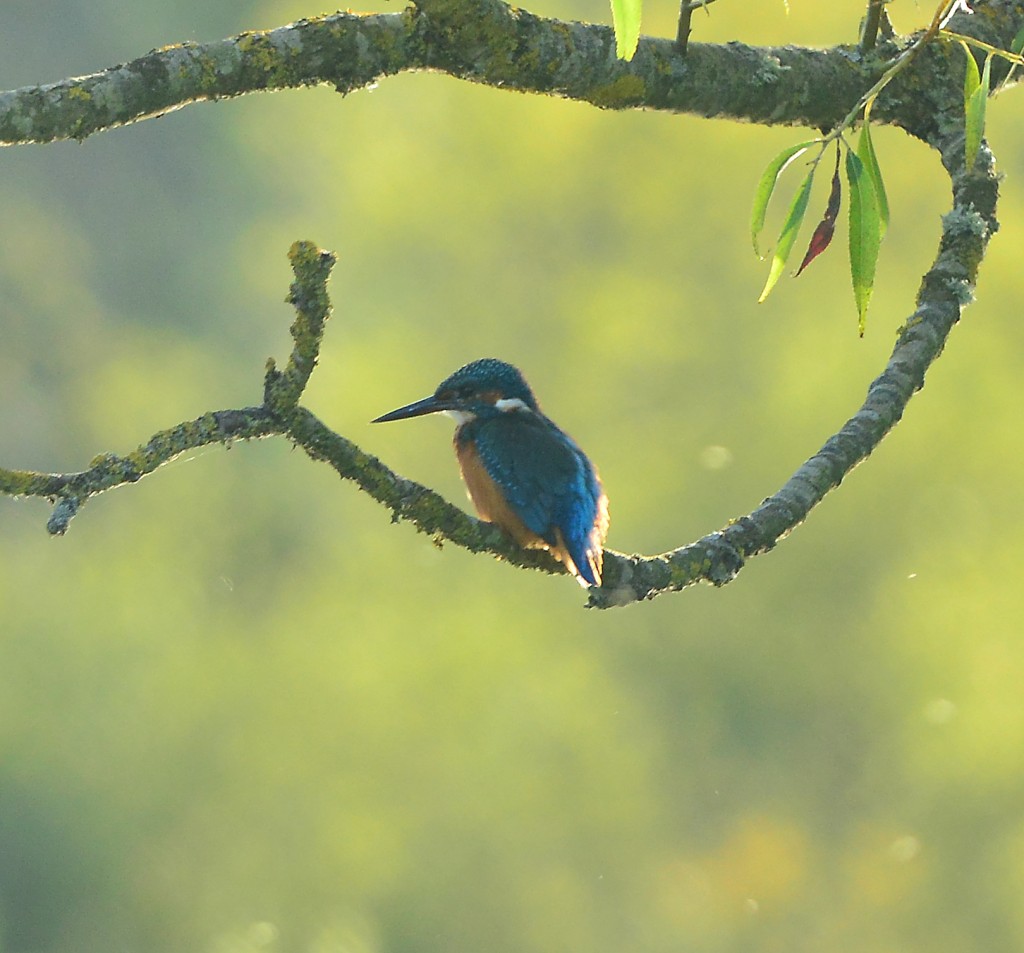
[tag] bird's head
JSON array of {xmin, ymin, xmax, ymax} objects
[{"xmin": 372, "ymin": 358, "xmax": 539, "ymax": 425}]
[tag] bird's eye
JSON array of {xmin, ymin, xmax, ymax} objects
[{"xmin": 438, "ymin": 384, "xmax": 475, "ymax": 402}]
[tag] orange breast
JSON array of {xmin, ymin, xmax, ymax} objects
[
  {"xmin": 456, "ymin": 437, "xmax": 599, "ymax": 585},
  {"xmin": 456, "ymin": 439, "xmax": 544, "ymax": 549}
]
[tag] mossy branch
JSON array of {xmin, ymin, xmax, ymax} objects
[
  {"xmin": 0, "ymin": 409, "xmax": 280, "ymax": 535},
  {"xmin": 0, "ymin": 0, "xmax": 1012, "ymax": 605},
  {"xmin": 4, "ymin": 0, "xmax": 1017, "ymax": 147},
  {"xmin": 0, "ymin": 241, "xmax": 567, "ymax": 580},
  {"xmin": 0, "ymin": 241, "xmax": 345, "ymax": 535},
  {"xmin": 589, "ymin": 126, "xmax": 999, "ymax": 607},
  {"xmin": 0, "ymin": 107, "xmax": 998, "ymax": 606}
]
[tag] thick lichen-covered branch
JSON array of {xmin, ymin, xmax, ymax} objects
[
  {"xmin": 0, "ymin": 13, "xmax": 409, "ymax": 144},
  {"xmin": 3, "ymin": 1, "xmax": 1020, "ymax": 147},
  {"xmin": 1, "ymin": 1, "xmax": 1022, "ymax": 144},
  {"xmin": 0, "ymin": 0, "xmax": 931, "ymax": 145}
]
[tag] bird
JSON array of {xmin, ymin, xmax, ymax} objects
[{"xmin": 372, "ymin": 358, "xmax": 609, "ymax": 587}]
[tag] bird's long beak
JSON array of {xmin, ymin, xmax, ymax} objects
[{"xmin": 372, "ymin": 394, "xmax": 454, "ymax": 423}]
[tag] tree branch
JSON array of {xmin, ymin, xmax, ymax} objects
[
  {"xmin": 860, "ymin": 0, "xmax": 888, "ymax": 53},
  {"xmin": 2, "ymin": 1, "xmax": 1020, "ymax": 145},
  {"xmin": 675, "ymin": 0, "xmax": 718, "ymax": 55},
  {"xmin": 0, "ymin": 1, "xmax": 923, "ymax": 145},
  {"xmin": 0, "ymin": 408, "xmax": 279, "ymax": 534},
  {"xmin": 0, "ymin": 242, "xmax": 567, "ymax": 578},
  {"xmin": 0, "ymin": 0, "xmax": 1016, "ymax": 606},
  {"xmin": 0, "ymin": 242, "xmax": 343, "ymax": 535},
  {"xmin": 589, "ymin": 129, "xmax": 1000, "ymax": 606},
  {"xmin": 0, "ymin": 114, "xmax": 998, "ymax": 605}
]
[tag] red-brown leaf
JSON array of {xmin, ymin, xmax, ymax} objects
[{"xmin": 795, "ymin": 146, "xmax": 842, "ymax": 276}]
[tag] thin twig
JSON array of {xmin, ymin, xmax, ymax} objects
[
  {"xmin": 860, "ymin": 0, "xmax": 887, "ymax": 53},
  {"xmin": 879, "ymin": 6, "xmax": 896, "ymax": 39},
  {"xmin": 676, "ymin": 0, "xmax": 718, "ymax": 55}
]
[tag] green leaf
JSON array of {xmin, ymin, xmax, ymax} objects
[
  {"xmin": 1011, "ymin": 24, "xmax": 1024, "ymax": 56},
  {"xmin": 964, "ymin": 53, "xmax": 992, "ymax": 171},
  {"xmin": 961, "ymin": 40, "xmax": 980, "ymax": 102},
  {"xmin": 609, "ymin": 0, "xmax": 642, "ymax": 61},
  {"xmin": 845, "ymin": 149, "xmax": 882, "ymax": 336},
  {"xmin": 856, "ymin": 120, "xmax": 889, "ymax": 239},
  {"xmin": 751, "ymin": 139, "xmax": 818, "ymax": 258},
  {"xmin": 757, "ymin": 167, "xmax": 815, "ymax": 304}
]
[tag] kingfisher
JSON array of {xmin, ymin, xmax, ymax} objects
[{"xmin": 372, "ymin": 358, "xmax": 609, "ymax": 587}]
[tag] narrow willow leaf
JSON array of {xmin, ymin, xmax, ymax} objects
[
  {"xmin": 961, "ymin": 40, "xmax": 980, "ymax": 101},
  {"xmin": 1012, "ymin": 24, "xmax": 1024, "ymax": 55},
  {"xmin": 796, "ymin": 147, "xmax": 842, "ymax": 276},
  {"xmin": 609, "ymin": 0, "xmax": 642, "ymax": 60},
  {"xmin": 757, "ymin": 168, "xmax": 815, "ymax": 303},
  {"xmin": 1008, "ymin": 26, "xmax": 1024, "ymax": 85},
  {"xmin": 856, "ymin": 120, "xmax": 889, "ymax": 239},
  {"xmin": 845, "ymin": 150, "xmax": 882, "ymax": 336},
  {"xmin": 964, "ymin": 53, "xmax": 992, "ymax": 170},
  {"xmin": 751, "ymin": 139, "xmax": 818, "ymax": 258}
]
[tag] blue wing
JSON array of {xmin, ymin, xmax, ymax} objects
[{"xmin": 464, "ymin": 411, "xmax": 607, "ymax": 585}]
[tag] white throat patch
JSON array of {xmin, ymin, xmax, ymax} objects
[
  {"xmin": 494, "ymin": 398, "xmax": 530, "ymax": 413},
  {"xmin": 444, "ymin": 409, "xmax": 475, "ymax": 424}
]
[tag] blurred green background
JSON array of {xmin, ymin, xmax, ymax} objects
[{"xmin": 2, "ymin": 1, "xmax": 1024, "ymax": 951}]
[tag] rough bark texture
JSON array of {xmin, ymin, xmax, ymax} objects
[{"xmin": 3, "ymin": 2, "xmax": 1019, "ymax": 146}]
